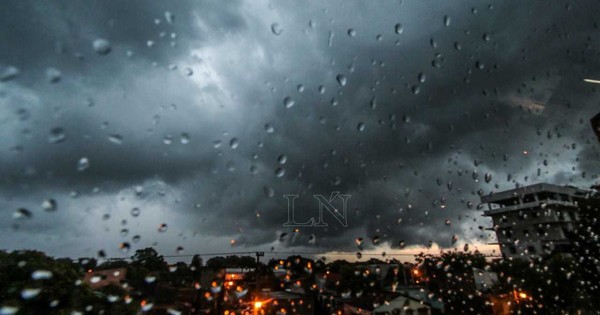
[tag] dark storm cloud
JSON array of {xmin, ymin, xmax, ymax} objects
[{"xmin": 1, "ymin": 0, "xmax": 599, "ymax": 258}]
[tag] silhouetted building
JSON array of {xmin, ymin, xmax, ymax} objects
[
  {"xmin": 83, "ymin": 268, "xmax": 127, "ymax": 290},
  {"xmin": 592, "ymin": 112, "xmax": 600, "ymax": 143},
  {"xmin": 481, "ymin": 183, "xmax": 590, "ymax": 259}
]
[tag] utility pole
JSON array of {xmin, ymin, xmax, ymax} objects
[{"xmin": 255, "ymin": 252, "xmax": 264, "ymax": 267}]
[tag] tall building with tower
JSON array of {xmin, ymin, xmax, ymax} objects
[{"xmin": 481, "ymin": 183, "xmax": 591, "ymax": 259}]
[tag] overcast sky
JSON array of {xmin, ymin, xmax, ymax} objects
[{"xmin": 1, "ymin": 0, "xmax": 599, "ymax": 261}]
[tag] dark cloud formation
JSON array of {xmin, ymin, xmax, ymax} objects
[{"xmin": 1, "ymin": 0, "xmax": 599, "ymax": 259}]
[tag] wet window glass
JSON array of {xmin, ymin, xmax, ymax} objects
[{"xmin": 1, "ymin": 1, "xmax": 599, "ymax": 314}]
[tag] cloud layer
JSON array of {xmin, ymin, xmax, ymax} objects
[{"xmin": 1, "ymin": 0, "xmax": 599, "ymax": 259}]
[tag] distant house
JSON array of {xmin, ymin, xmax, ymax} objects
[
  {"xmin": 373, "ymin": 295, "xmax": 431, "ymax": 315},
  {"xmin": 224, "ymin": 267, "xmax": 254, "ymax": 281},
  {"xmin": 83, "ymin": 268, "xmax": 127, "ymax": 290},
  {"xmin": 472, "ymin": 267, "xmax": 498, "ymax": 292},
  {"xmin": 343, "ymin": 292, "xmax": 431, "ymax": 315}
]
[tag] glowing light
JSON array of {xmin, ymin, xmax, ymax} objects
[
  {"xmin": 518, "ymin": 292, "xmax": 528, "ymax": 299},
  {"xmin": 254, "ymin": 302, "xmax": 263, "ymax": 309},
  {"xmin": 413, "ymin": 269, "xmax": 420, "ymax": 275},
  {"xmin": 584, "ymin": 78, "xmax": 600, "ymax": 84}
]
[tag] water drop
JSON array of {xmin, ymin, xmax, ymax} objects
[
  {"xmin": 46, "ymin": 68, "xmax": 61, "ymax": 83},
  {"xmin": 336, "ymin": 74, "xmax": 347, "ymax": 87},
  {"xmin": 158, "ymin": 223, "xmax": 168, "ymax": 232},
  {"xmin": 264, "ymin": 123, "xmax": 275, "ymax": 133},
  {"xmin": 355, "ymin": 238, "xmax": 364, "ymax": 247},
  {"xmin": 108, "ymin": 134, "xmax": 123, "ymax": 145},
  {"xmin": 277, "ymin": 154, "xmax": 287, "ymax": 164},
  {"xmin": 394, "ymin": 23, "xmax": 404, "ymax": 34},
  {"xmin": 31, "ymin": 270, "xmax": 53, "ymax": 280},
  {"xmin": 49, "ymin": 127, "xmax": 66, "ymax": 143},
  {"xmin": 180, "ymin": 133, "xmax": 190, "ymax": 144},
  {"xmin": 131, "ymin": 207, "xmax": 140, "ymax": 217},
  {"xmin": 119, "ymin": 242, "xmax": 131, "ymax": 253},
  {"xmin": 145, "ymin": 275, "xmax": 157, "ymax": 283},
  {"xmin": 41, "ymin": 199, "xmax": 57, "ymax": 212},
  {"xmin": 229, "ymin": 137, "xmax": 239, "ymax": 149},
  {"xmin": 0, "ymin": 66, "xmax": 20, "ymax": 82},
  {"xmin": 250, "ymin": 165, "xmax": 258, "ymax": 174},
  {"xmin": 21, "ymin": 288, "xmax": 41, "ymax": 300},
  {"xmin": 372, "ymin": 236, "xmax": 381, "ymax": 245},
  {"xmin": 13, "ymin": 208, "xmax": 32, "ymax": 220},
  {"xmin": 165, "ymin": 11, "xmax": 175, "ymax": 24},
  {"xmin": 0, "ymin": 306, "xmax": 19, "ymax": 315},
  {"xmin": 347, "ymin": 28, "xmax": 356, "ymax": 37},
  {"xmin": 357, "ymin": 122, "xmax": 365, "ymax": 131},
  {"xmin": 275, "ymin": 168, "xmax": 285, "ymax": 177},
  {"xmin": 283, "ymin": 96, "xmax": 295, "ymax": 108},
  {"xmin": 484, "ymin": 173, "xmax": 492, "ymax": 183},
  {"xmin": 444, "ymin": 15, "xmax": 451, "ymax": 26},
  {"xmin": 77, "ymin": 157, "xmax": 90, "ymax": 171},
  {"xmin": 271, "ymin": 23, "xmax": 283, "ymax": 35},
  {"xmin": 92, "ymin": 39, "xmax": 112, "ymax": 55},
  {"xmin": 263, "ymin": 185, "xmax": 275, "ymax": 198}
]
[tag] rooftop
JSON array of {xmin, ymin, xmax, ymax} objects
[{"xmin": 480, "ymin": 183, "xmax": 589, "ymax": 204}]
